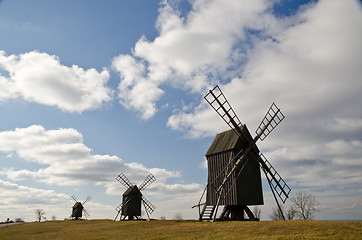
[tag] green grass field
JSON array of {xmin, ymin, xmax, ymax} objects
[{"xmin": 0, "ymin": 220, "xmax": 361, "ymax": 240}]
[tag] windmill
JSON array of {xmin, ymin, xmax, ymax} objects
[
  {"xmin": 114, "ymin": 173, "xmax": 156, "ymax": 221},
  {"xmin": 195, "ymin": 85, "xmax": 291, "ymax": 221},
  {"xmin": 70, "ymin": 195, "xmax": 91, "ymax": 220}
]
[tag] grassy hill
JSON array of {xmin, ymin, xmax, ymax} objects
[{"xmin": 0, "ymin": 219, "xmax": 361, "ymax": 239}]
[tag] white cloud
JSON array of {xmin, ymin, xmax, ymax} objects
[
  {"xmin": 0, "ymin": 179, "xmax": 70, "ymax": 221},
  {"xmin": 0, "ymin": 125, "xmax": 201, "ymax": 199},
  {"xmin": 0, "ymin": 50, "xmax": 112, "ymax": 112},
  {"xmin": 112, "ymin": 0, "xmax": 273, "ymax": 119}
]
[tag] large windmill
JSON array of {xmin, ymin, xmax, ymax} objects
[
  {"xmin": 114, "ymin": 173, "xmax": 156, "ymax": 221},
  {"xmin": 71, "ymin": 195, "xmax": 91, "ymax": 220},
  {"xmin": 195, "ymin": 85, "xmax": 291, "ymax": 221}
]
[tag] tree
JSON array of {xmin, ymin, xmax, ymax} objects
[
  {"xmin": 35, "ymin": 209, "xmax": 45, "ymax": 222},
  {"xmin": 290, "ymin": 191, "xmax": 319, "ymax": 220},
  {"xmin": 252, "ymin": 206, "xmax": 261, "ymax": 219},
  {"xmin": 286, "ymin": 206, "xmax": 297, "ymax": 220},
  {"xmin": 269, "ymin": 205, "xmax": 285, "ymax": 221},
  {"xmin": 51, "ymin": 215, "xmax": 56, "ymax": 221},
  {"xmin": 173, "ymin": 213, "xmax": 183, "ymax": 221}
]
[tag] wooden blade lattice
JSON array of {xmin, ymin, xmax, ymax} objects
[
  {"xmin": 71, "ymin": 195, "xmax": 78, "ymax": 203},
  {"xmin": 83, "ymin": 208, "xmax": 90, "ymax": 218},
  {"xmin": 82, "ymin": 195, "xmax": 92, "ymax": 205},
  {"xmin": 255, "ymin": 103, "xmax": 285, "ymax": 141},
  {"xmin": 116, "ymin": 172, "xmax": 133, "ymax": 188},
  {"xmin": 204, "ymin": 85, "xmax": 243, "ymax": 136},
  {"xmin": 259, "ymin": 154, "xmax": 291, "ymax": 203},
  {"xmin": 139, "ymin": 173, "xmax": 156, "ymax": 191},
  {"xmin": 142, "ymin": 196, "xmax": 156, "ymax": 214}
]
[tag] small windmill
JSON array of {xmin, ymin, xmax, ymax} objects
[
  {"xmin": 70, "ymin": 195, "xmax": 91, "ymax": 220},
  {"xmin": 114, "ymin": 173, "xmax": 156, "ymax": 221},
  {"xmin": 195, "ymin": 85, "xmax": 291, "ymax": 221}
]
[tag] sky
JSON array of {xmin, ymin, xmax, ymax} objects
[{"xmin": 0, "ymin": 0, "xmax": 361, "ymax": 222}]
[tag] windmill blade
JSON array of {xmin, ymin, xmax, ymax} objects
[
  {"xmin": 71, "ymin": 195, "xmax": 78, "ymax": 203},
  {"xmin": 141, "ymin": 196, "xmax": 156, "ymax": 214},
  {"xmin": 139, "ymin": 173, "xmax": 156, "ymax": 191},
  {"xmin": 83, "ymin": 195, "xmax": 92, "ymax": 205},
  {"xmin": 259, "ymin": 154, "xmax": 291, "ymax": 203},
  {"xmin": 204, "ymin": 85, "xmax": 244, "ymax": 137},
  {"xmin": 116, "ymin": 172, "xmax": 133, "ymax": 188},
  {"xmin": 83, "ymin": 208, "xmax": 90, "ymax": 218},
  {"xmin": 255, "ymin": 103, "xmax": 285, "ymax": 141}
]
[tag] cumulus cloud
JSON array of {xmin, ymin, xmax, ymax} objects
[
  {"xmin": 0, "ymin": 179, "xmax": 70, "ymax": 220},
  {"xmin": 0, "ymin": 51, "xmax": 112, "ymax": 112},
  {"xmin": 112, "ymin": 0, "xmax": 274, "ymax": 119},
  {"xmin": 0, "ymin": 125, "xmax": 201, "ymax": 198}
]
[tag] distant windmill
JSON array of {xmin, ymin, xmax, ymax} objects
[
  {"xmin": 195, "ymin": 85, "xmax": 291, "ymax": 221},
  {"xmin": 114, "ymin": 173, "xmax": 156, "ymax": 221},
  {"xmin": 71, "ymin": 195, "xmax": 91, "ymax": 220}
]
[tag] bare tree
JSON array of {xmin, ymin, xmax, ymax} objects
[
  {"xmin": 252, "ymin": 206, "xmax": 261, "ymax": 219},
  {"xmin": 286, "ymin": 206, "xmax": 297, "ymax": 220},
  {"xmin": 35, "ymin": 209, "xmax": 45, "ymax": 222},
  {"xmin": 51, "ymin": 215, "xmax": 56, "ymax": 221},
  {"xmin": 290, "ymin": 191, "xmax": 319, "ymax": 220},
  {"xmin": 173, "ymin": 213, "xmax": 183, "ymax": 221},
  {"xmin": 269, "ymin": 205, "xmax": 285, "ymax": 221}
]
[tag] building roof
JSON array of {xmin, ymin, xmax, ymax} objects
[
  {"xmin": 72, "ymin": 202, "xmax": 83, "ymax": 209},
  {"xmin": 123, "ymin": 185, "xmax": 142, "ymax": 196},
  {"xmin": 205, "ymin": 125, "xmax": 258, "ymax": 156}
]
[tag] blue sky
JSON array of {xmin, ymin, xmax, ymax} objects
[{"xmin": 0, "ymin": 0, "xmax": 361, "ymax": 221}]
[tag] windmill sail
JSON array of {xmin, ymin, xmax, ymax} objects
[
  {"xmin": 204, "ymin": 85, "xmax": 243, "ymax": 137},
  {"xmin": 142, "ymin": 196, "xmax": 156, "ymax": 214},
  {"xmin": 255, "ymin": 103, "xmax": 285, "ymax": 141},
  {"xmin": 71, "ymin": 195, "xmax": 78, "ymax": 203},
  {"xmin": 259, "ymin": 154, "xmax": 291, "ymax": 203},
  {"xmin": 139, "ymin": 173, "xmax": 156, "ymax": 191},
  {"xmin": 83, "ymin": 195, "xmax": 92, "ymax": 205},
  {"xmin": 116, "ymin": 172, "xmax": 133, "ymax": 188}
]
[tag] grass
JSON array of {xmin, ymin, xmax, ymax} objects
[{"xmin": 0, "ymin": 219, "xmax": 361, "ymax": 240}]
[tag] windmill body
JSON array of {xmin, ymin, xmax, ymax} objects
[
  {"xmin": 196, "ymin": 85, "xmax": 291, "ymax": 222},
  {"xmin": 122, "ymin": 185, "xmax": 143, "ymax": 219},
  {"xmin": 71, "ymin": 202, "xmax": 84, "ymax": 220}
]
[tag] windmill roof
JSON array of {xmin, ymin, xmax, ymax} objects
[
  {"xmin": 123, "ymin": 185, "xmax": 142, "ymax": 196},
  {"xmin": 72, "ymin": 202, "xmax": 83, "ymax": 209},
  {"xmin": 205, "ymin": 125, "xmax": 258, "ymax": 156}
]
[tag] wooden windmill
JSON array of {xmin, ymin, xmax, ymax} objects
[
  {"xmin": 71, "ymin": 195, "xmax": 91, "ymax": 220},
  {"xmin": 195, "ymin": 85, "xmax": 291, "ymax": 221},
  {"xmin": 114, "ymin": 173, "xmax": 156, "ymax": 221}
]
